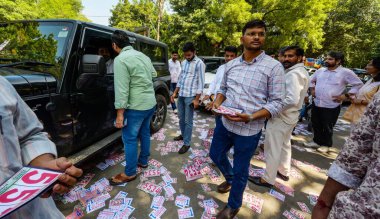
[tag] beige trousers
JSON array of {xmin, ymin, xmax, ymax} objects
[{"xmin": 262, "ymin": 117, "xmax": 296, "ymax": 185}]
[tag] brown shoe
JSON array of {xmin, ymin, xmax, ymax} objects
[
  {"xmin": 109, "ymin": 173, "xmax": 137, "ymax": 185},
  {"xmin": 216, "ymin": 205, "xmax": 240, "ymax": 219},
  {"xmin": 277, "ymin": 171, "xmax": 289, "ymax": 181},
  {"xmin": 217, "ymin": 181, "xmax": 231, "ymax": 193},
  {"xmin": 138, "ymin": 163, "xmax": 148, "ymax": 168}
]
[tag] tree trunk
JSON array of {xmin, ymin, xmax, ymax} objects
[{"xmin": 157, "ymin": 0, "xmax": 165, "ymax": 41}]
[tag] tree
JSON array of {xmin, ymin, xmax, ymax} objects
[
  {"xmin": 247, "ymin": 0, "xmax": 338, "ymax": 53},
  {"xmin": 0, "ymin": 0, "xmax": 38, "ymax": 21},
  {"xmin": 110, "ymin": 0, "xmax": 158, "ymax": 38},
  {"xmin": 321, "ymin": 0, "xmax": 380, "ymax": 67},
  {"xmin": 0, "ymin": 0, "xmax": 88, "ymax": 22}
]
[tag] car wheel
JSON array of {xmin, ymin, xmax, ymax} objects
[{"xmin": 151, "ymin": 94, "xmax": 167, "ymax": 133}]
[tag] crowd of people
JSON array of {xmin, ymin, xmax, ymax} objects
[{"xmin": 1, "ymin": 19, "xmax": 379, "ymax": 219}]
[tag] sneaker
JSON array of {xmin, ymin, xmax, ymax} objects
[
  {"xmin": 173, "ymin": 135, "xmax": 183, "ymax": 141},
  {"xmin": 303, "ymin": 141, "xmax": 319, "ymax": 148},
  {"xmin": 317, "ymin": 146, "xmax": 329, "ymax": 153},
  {"xmin": 173, "ymin": 109, "xmax": 177, "ymax": 114},
  {"xmin": 328, "ymin": 147, "xmax": 340, "ymax": 153},
  {"xmin": 178, "ymin": 145, "xmax": 190, "ymax": 154}
]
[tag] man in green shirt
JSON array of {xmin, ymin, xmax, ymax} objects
[{"xmin": 109, "ymin": 30, "xmax": 157, "ymax": 184}]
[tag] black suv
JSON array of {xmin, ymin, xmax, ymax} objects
[{"xmin": 0, "ymin": 19, "xmax": 171, "ymax": 157}]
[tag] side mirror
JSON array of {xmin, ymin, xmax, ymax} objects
[{"xmin": 82, "ymin": 54, "xmax": 106, "ymax": 75}]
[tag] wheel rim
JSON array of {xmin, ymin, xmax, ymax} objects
[{"xmin": 152, "ymin": 102, "xmax": 165, "ymax": 128}]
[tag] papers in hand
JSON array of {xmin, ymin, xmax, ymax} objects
[{"xmin": 212, "ymin": 106, "xmax": 243, "ymax": 117}]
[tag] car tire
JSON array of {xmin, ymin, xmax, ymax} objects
[{"xmin": 151, "ymin": 94, "xmax": 167, "ymax": 133}]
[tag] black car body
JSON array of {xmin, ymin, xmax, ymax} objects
[{"xmin": 0, "ymin": 19, "xmax": 171, "ymax": 156}]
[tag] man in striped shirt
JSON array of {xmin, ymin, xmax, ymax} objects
[
  {"xmin": 209, "ymin": 20, "xmax": 285, "ymax": 219},
  {"xmin": 170, "ymin": 42, "xmax": 205, "ymax": 154}
]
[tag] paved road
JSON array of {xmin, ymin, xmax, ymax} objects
[{"xmin": 56, "ymin": 106, "xmax": 351, "ymax": 219}]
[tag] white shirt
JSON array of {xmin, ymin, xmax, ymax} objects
[
  {"xmin": 168, "ymin": 59, "xmax": 181, "ymax": 83},
  {"xmin": 279, "ymin": 63, "xmax": 310, "ymax": 124},
  {"xmin": 106, "ymin": 59, "xmax": 114, "ymax": 74},
  {"xmin": 207, "ymin": 64, "xmax": 226, "ymax": 96},
  {"xmin": 310, "ymin": 66, "xmax": 363, "ymax": 108}
]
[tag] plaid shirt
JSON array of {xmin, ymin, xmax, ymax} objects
[
  {"xmin": 177, "ymin": 56, "xmax": 205, "ymax": 97},
  {"xmin": 218, "ymin": 52, "xmax": 285, "ymax": 136},
  {"xmin": 0, "ymin": 76, "xmax": 64, "ymax": 219}
]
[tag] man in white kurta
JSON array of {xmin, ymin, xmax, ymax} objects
[{"xmin": 249, "ymin": 46, "xmax": 310, "ymax": 187}]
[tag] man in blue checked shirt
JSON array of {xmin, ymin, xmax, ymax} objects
[
  {"xmin": 170, "ymin": 42, "xmax": 205, "ymax": 154},
  {"xmin": 209, "ymin": 20, "xmax": 285, "ymax": 219}
]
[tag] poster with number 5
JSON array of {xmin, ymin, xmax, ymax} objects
[{"xmin": 0, "ymin": 166, "xmax": 62, "ymax": 218}]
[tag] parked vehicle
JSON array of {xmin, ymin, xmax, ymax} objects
[{"xmin": 0, "ymin": 19, "xmax": 171, "ymax": 156}]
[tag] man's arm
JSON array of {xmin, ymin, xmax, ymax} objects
[
  {"xmin": 282, "ymin": 71, "xmax": 307, "ymax": 110},
  {"xmin": 3, "ymin": 77, "xmax": 82, "ymax": 195},
  {"xmin": 114, "ymin": 57, "xmax": 130, "ymax": 128},
  {"xmin": 345, "ymin": 69, "xmax": 363, "ymax": 94},
  {"xmin": 262, "ymin": 63, "xmax": 286, "ymax": 118},
  {"xmin": 193, "ymin": 61, "xmax": 206, "ymax": 108}
]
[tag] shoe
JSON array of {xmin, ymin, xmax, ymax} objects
[
  {"xmin": 216, "ymin": 205, "xmax": 240, "ymax": 219},
  {"xmin": 174, "ymin": 135, "xmax": 183, "ymax": 141},
  {"xmin": 277, "ymin": 171, "xmax": 289, "ymax": 181},
  {"xmin": 248, "ymin": 176, "xmax": 273, "ymax": 188},
  {"xmin": 217, "ymin": 181, "xmax": 231, "ymax": 193},
  {"xmin": 178, "ymin": 145, "xmax": 190, "ymax": 154},
  {"xmin": 317, "ymin": 146, "xmax": 329, "ymax": 153},
  {"xmin": 109, "ymin": 173, "xmax": 137, "ymax": 185},
  {"xmin": 173, "ymin": 109, "xmax": 177, "ymax": 114},
  {"xmin": 137, "ymin": 163, "xmax": 148, "ymax": 168},
  {"xmin": 303, "ymin": 141, "xmax": 319, "ymax": 148}
]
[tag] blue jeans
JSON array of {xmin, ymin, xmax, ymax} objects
[
  {"xmin": 210, "ymin": 118, "xmax": 262, "ymax": 209},
  {"xmin": 170, "ymin": 83, "xmax": 177, "ymax": 110},
  {"xmin": 177, "ymin": 96, "xmax": 195, "ymax": 146},
  {"xmin": 122, "ymin": 106, "xmax": 155, "ymax": 176}
]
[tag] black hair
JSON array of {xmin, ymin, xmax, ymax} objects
[
  {"xmin": 372, "ymin": 57, "xmax": 380, "ymax": 81},
  {"xmin": 111, "ymin": 30, "xmax": 130, "ymax": 49},
  {"xmin": 242, "ymin": 20, "xmax": 267, "ymax": 35},
  {"xmin": 327, "ymin": 51, "xmax": 345, "ymax": 65},
  {"xmin": 172, "ymin": 51, "xmax": 179, "ymax": 54},
  {"xmin": 278, "ymin": 46, "xmax": 288, "ymax": 55},
  {"xmin": 182, "ymin": 42, "xmax": 195, "ymax": 52},
  {"xmin": 224, "ymin": 46, "xmax": 238, "ymax": 55},
  {"xmin": 284, "ymin": 46, "xmax": 304, "ymax": 57}
]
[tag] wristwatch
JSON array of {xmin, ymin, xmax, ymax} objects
[{"xmin": 248, "ymin": 114, "xmax": 255, "ymax": 122}]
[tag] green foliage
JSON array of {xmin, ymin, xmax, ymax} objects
[
  {"xmin": 110, "ymin": 0, "xmax": 158, "ymax": 38},
  {"xmin": 321, "ymin": 0, "xmax": 380, "ymax": 67},
  {"xmin": 0, "ymin": 0, "xmax": 88, "ymax": 22}
]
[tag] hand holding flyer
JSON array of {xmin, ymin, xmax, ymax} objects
[
  {"xmin": 0, "ymin": 167, "xmax": 62, "ymax": 218},
  {"xmin": 212, "ymin": 106, "xmax": 243, "ymax": 117}
]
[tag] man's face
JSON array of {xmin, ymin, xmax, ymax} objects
[
  {"xmin": 172, "ymin": 53, "xmax": 178, "ymax": 61},
  {"xmin": 240, "ymin": 27, "xmax": 266, "ymax": 51},
  {"xmin": 184, "ymin": 51, "xmax": 195, "ymax": 61},
  {"xmin": 98, "ymin": 47, "xmax": 111, "ymax": 61},
  {"xmin": 324, "ymin": 55, "xmax": 339, "ymax": 68},
  {"xmin": 282, "ymin": 49, "xmax": 302, "ymax": 69},
  {"xmin": 224, "ymin": 51, "xmax": 237, "ymax": 63}
]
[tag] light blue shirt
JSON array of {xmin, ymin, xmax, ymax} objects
[
  {"xmin": 207, "ymin": 64, "xmax": 226, "ymax": 97},
  {"xmin": 177, "ymin": 56, "xmax": 205, "ymax": 97}
]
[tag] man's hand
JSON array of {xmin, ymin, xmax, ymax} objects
[
  {"xmin": 202, "ymin": 95, "xmax": 210, "ymax": 102},
  {"xmin": 30, "ymin": 154, "xmax": 83, "ymax": 196},
  {"xmin": 170, "ymin": 93, "xmax": 176, "ymax": 104},
  {"xmin": 311, "ymin": 203, "xmax": 331, "ymax": 219},
  {"xmin": 192, "ymin": 99, "xmax": 200, "ymax": 109},
  {"xmin": 224, "ymin": 113, "xmax": 251, "ymax": 123},
  {"xmin": 115, "ymin": 114, "xmax": 124, "ymax": 129},
  {"xmin": 332, "ymin": 94, "xmax": 345, "ymax": 103},
  {"xmin": 206, "ymin": 101, "xmax": 214, "ymax": 111}
]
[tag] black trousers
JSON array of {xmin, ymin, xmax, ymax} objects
[{"xmin": 311, "ymin": 104, "xmax": 341, "ymax": 147}]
